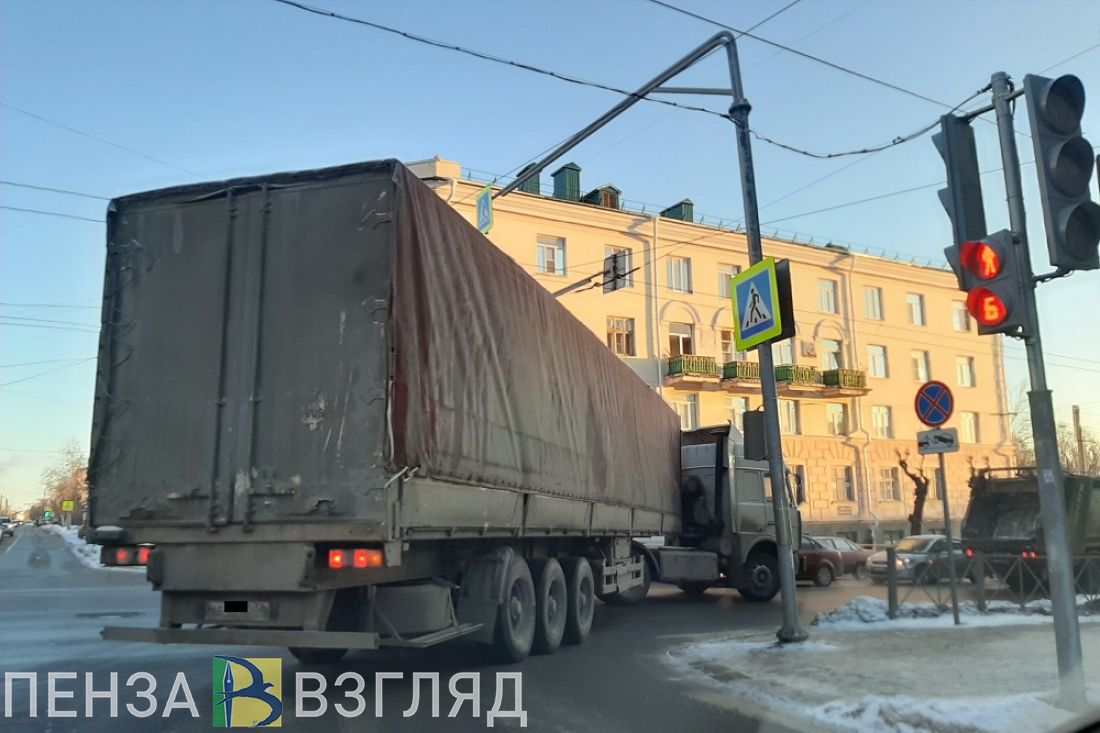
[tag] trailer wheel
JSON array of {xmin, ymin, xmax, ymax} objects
[
  {"xmin": 288, "ymin": 647, "xmax": 347, "ymax": 665},
  {"xmin": 493, "ymin": 556, "xmax": 536, "ymax": 663},
  {"xmin": 562, "ymin": 557, "xmax": 594, "ymax": 645},
  {"xmin": 737, "ymin": 550, "xmax": 780, "ymax": 602},
  {"xmin": 530, "ymin": 559, "xmax": 567, "ymax": 655}
]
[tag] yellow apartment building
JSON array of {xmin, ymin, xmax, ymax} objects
[{"xmin": 410, "ymin": 157, "xmax": 1016, "ymax": 544}]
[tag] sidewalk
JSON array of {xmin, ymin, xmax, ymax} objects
[{"xmin": 663, "ymin": 596, "xmax": 1100, "ymax": 733}]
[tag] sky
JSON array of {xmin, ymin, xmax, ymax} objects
[{"xmin": 2, "ymin": 0, "xmax": 1100, "ymax": 507}]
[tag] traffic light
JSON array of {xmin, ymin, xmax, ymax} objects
[
  {"xmin": 958, "ymin": 230, "xmax": 1026, "ymax": 336},
  {"xmin": 934, "ymin": 114, "xmax": 988, "ymax": 290},
  {"xmin": 1023, "ymin": 73, "xmax": 1100, "ymax": 271}
]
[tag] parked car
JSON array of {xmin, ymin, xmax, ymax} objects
[
  {"xmin": 0, "ymin": 517, "xmax": 13, "ymax": 537},
  {"xmin": 796, "ymin": 536, "xmax": 844, "ymax": 587},
  {"xmin": 812, "ymin": 536, "xmax": 874, "ymax": 578},
  {"xmin": 865, "ymin": 534, "xmax": 973, "ymax": 584}
]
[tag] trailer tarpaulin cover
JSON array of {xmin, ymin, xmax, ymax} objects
[{"xmin": 389, "ymin": 163, "xmax": 679, "ymax": 513}]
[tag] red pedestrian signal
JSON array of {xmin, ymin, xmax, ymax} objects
[
  {"xmin": 960, "ymin": 242, "xmax": 1002, "ymax": 280},
  {"xmin": 947, "ymin": 230, "xmax": 1025, "ymax": 337},
  {"xmin": 966, "ymin": 287, "xmax": 1008, "ymax": 327}
]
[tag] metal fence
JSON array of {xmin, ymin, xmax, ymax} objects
[{"xmin": 884, "ymin": 548, "xmax": 1100, "ymax": 618}]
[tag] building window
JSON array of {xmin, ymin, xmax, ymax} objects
[
  {"xmin": 606, "ymin": 317, "xmax": 635, "ymax": 357},
  {"xmin": 864, "ymin": 287, "xmax": 883, "ymax": 320},
  {"xmin": 953, "ymin": 301, "xmax": 971, "ymax": 332},
  {"xmin": 821, "ymin": 339, "xmax": 843, "ymax": 370},
  {"xmin": 668, "ymin": 322, "xmax": 694, "ymax": 357},
  {"xmin": 961, "ymin": 412, "xmax": 979, "ymax": 443},
  {"xmin": 933, "ymin": 467, "xmax": 945, "ymax": 500},
  {"xmin": 956, "ymin": 356, "xmax": 975, "ymax": 388},
  {"xmin": 775, "ymin": 338, "xmax": 794, "ymax": 365},
  {"xmin": 667, "ymin": 256, "xmax": 693, "ymax": 293},
  {"xmin": 877, "ymin": 467, "xmax": 901, "ymax": 502},
  {"xmin": 718, "ymin": 264, "xmax": 741, "ymax": 299},
  {"xmin": 674, "ymin": 395, "xmax": 698, "ymax": 430},
  {"xmin": 604, "ymin": 245, "xmax": 634, "ymax": 288},
  {"xmin": 728, "ymin": 397, "xmax": 748, "ymax": 430},
  {"xmin": 871, "ymin": 405, "xmax": 893, "ymax": 439},
  {"xmin": 818, "ymin": 279, "xmax": 839, "ymax": 314},
  {"xmin": 834, "ymin": 466, "xmax": 855, "ymax": 502},
  {"xmin": 719, "ymin": 329, "xmax": 742, "ymax": 364},
  {"xmin": 825, "ymin": 403, "xmax": 848, "ymax": 435},
  {"xmin": 911, "ymin": 350, "xmax": 931, "ymax": 382},
  {"xmin": 536, "ymin": 235, "xmax": 566, "ymax": 275},
  {"xmin": 868, "ymin": 345, "xmax": 889, "ymax": 378},
  {"xmin": 779, "ymin": 400, "xmax": 800, "ymax": 434},
  {"xmin": 906, "ymin": 293, "xmax": 926, "ymax": 326}
]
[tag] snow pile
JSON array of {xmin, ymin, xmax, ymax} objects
[
  {"xmin": 41, "ymin": 524, "xmax": 142, "ymax": 571},
  {"xmin": 813, "ymin": 594, "xmax": 1098, "ymax": 630}
]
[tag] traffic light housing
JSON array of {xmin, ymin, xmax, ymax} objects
[
  {"xmin": 934, "ymin": 114, "xmax": 988, "ymax": 290},
  {"xmin": 959, "ymin": 230, "xmax": 1026, "ymax": 336},
  {"xmin": 1023, "ymin": 73, "xmax": 1100, "ymax": 271}
]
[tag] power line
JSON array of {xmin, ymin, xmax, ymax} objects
[
  {"xmin": 0, "ymin": 358, "xmax": 97, "ymax": 388},
  {"xmin": 0, "ymin": 320, "xmax": 99, "ymax": 334},
  {"xmin": 643, "ymin": 0, "xmax": 952, "ymax": 109},
  {"xmin": 0, "ymin": 302, "xmax": 99, "ymax": 309},
  {"xmin": 1038, "ymin": 40, "xmax": 1100, "ymax": 74},
  {"xmin": 0, "ymin": 205, "xmax": 102, "ymax": 223},
  {"xmin": 0, "ymin": 357, "xmax": 96, "ymax": 369},
  {"xmin": 1, "ymin": 102, "xmax": 201, "ymax": 177},
  {"xmin": 0, "ymin": 181, "xmax": 109, "ymax": 200},
  {"xmin": 2, "ymin": 316, "xmax": 100, "ymax": 328}
]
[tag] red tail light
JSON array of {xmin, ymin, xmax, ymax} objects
[
  {"xmin": 137, "ymin": 547, "xmax": 151, "ymax": 565},
  {"xmin": 965, "ymin": 548, "xmax": 974, "ymax": 558},
  {"xmin": 353, "ymin": 549, "xmax": 384, "ymax": 569},
  {"xmin": 328, "ymin": 549, "xmax": 347, "ymax": 569},
  {"xmin": 1021, "ymin": 550, "xmax": 1038, "ymax": 559},
  {"xmin": 114, "ymin": 548, "xmax": 132, "ymax": 565}
]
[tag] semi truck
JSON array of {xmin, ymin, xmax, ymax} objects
[
  {"xmin": 961, "ymin": 467, "xmax": 1100, "ymax": 594},
  {"xmin": 87, "ymin": 159, "xmax": 798, "ymax": 663}
]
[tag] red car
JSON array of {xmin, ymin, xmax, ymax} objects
[
  {"xmin": 813, "ymin": 536, "xmax": 875, "ymax": 579},
  {"xmin": 796, "ymin": 536, "xmax": 844, "ymax": 587}
]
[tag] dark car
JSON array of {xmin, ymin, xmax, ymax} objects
[
  {"xmin": 813, "ymin": 536, "xmax": 874, "ymax": 578},
  {"xmin": 865, "ymin": 534, "xmax": 973, "ymax": 584},
  {"xmin": 796, "ymin": 536, "xmax": 844, "ymax": 587}
]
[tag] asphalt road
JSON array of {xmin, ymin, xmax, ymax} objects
[{"xmin": 0, "ymin": 525, "xmax": 889, "ymax": 733}]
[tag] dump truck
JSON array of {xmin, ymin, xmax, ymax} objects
[
  {"xmin": 961, "ymin": 467, "xmax": 1100, "ymax": 594},
  {"xmin": 88, "ymin": 159, "xmax": 798, "ymax": 663}
]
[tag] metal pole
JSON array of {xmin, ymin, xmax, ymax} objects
[
  {"xmin": 991, "ymin": 71, "xmax": 1085, "ymax": 712},
  {"xmin": 1072, "ymin": 405, "xmax": 1085, "ymax": 474},
  {"xmin": 938, "ymin": 452, "xmax": 960, "ymax": 625},
  {"xmin": 725, "ymin": 43, "xmax": 805, "ymax": 644}
]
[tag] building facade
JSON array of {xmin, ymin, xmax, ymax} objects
[{"xmin": 410, "ymin": 158, "xmax": 1016, "ymax": 544}]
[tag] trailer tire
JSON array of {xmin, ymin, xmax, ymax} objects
[
  {"xmin": 737, "ymin": 549, "xmax": 780, "ymax": 602},
  {"xmin": 530, "ymin": 559, "xmax": 567, "ymax": 655},
  {"xmin": 493, "ymin": 556, "xmax": 536, "ymax": 663},
  {"xmin": 562, "ymin": 556, "xmax": 595, "ymax": 645},
  {"xmin": 288, "ymin": 647, "xmax": 347, "ymax": 665}
]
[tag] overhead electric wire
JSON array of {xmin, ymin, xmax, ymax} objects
[
  {"xmin": 0, "ymin": 357, "xmax": 97, "ymax": 388},
  {"xmin": 0, "ymin": 180, "xmax": 109, "ymax": 200},
  {"xmin": 0, "ymin": 357, "xmax": 97, "ymax": 369},
  {"xmin": 1, "ymin": 102, "xmax": 201, "ymax": 177},
  {"xmin": 0, "ymin": 205, "xmax": 102, "ymax": 223},
  {"xmin": 1038, "ymin": 40, "xmax": 1100, "ymax": 74}
]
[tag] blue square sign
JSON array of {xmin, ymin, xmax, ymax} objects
[{"xmin": 732, "ymin": 258, "xmax": 783, "ymax": 351}]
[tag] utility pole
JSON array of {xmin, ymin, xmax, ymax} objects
[
  {"xmin": 1072, "ymin": 405, "xmax": 1085, "ymax": 474},
  {"xmin": 495, "ymin": 31, "xmax": 805, "ymax": 644},
  {"xmin": 990, "ymin": 71, "xmax": 1085, "ymax": 712}
]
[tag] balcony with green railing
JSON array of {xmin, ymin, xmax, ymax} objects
[
  {"xmin": 822, "ymin": 368, "xmax": 870, "ymax": 395},
  {"xmin": 721, "ymin": 360, "xmax": 760, "ymax": 381},
  {"xmin": 664, "ymin": 355, "xmax": 720, "ymax": 388},
  {"xmin": 774, "ymin": 364, "xmax": 822, "ymax": 389}
]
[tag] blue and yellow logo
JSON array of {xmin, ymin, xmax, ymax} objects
[{"xmin": 212, "ymin": 656, "xmax": 283, "ymax": 727}]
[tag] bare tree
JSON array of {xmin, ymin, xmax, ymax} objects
[
  {"xmin": 897, "ymin": 449, "xmax": 930, "ymax": 536},
  {"xmin": 1010, "ymin": 383, "xmax": 1099, "ymax": 476},
  {"xmin": 39, "ymin": 440, "xmax": 88, "ymax": 515}
]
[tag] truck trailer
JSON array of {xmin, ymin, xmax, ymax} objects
[{"xmin": 88, "ymin": 160, "xmax": 795, "ymax": 662}]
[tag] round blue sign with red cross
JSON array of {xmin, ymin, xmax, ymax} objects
[{"xmin": 915, "ymin": 380, "xmax": 954, "ymax": 427}]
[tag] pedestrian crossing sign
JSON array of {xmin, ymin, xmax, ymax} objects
[{"xmin": 731, "ymin": 258, "xmax": 791, "ymax": 351}]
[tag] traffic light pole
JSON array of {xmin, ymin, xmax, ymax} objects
[{"xmin": 990, "ymin": 71, "xmax": 1085, "ymax": 712}]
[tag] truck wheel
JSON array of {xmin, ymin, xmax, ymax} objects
[
  {"xmin": 737, "ymin": 550, "xmax": 780, "ymax": 602},
  {"xmin": 562, "ymin": 557, "xmax": 594, "ymax": 645},
  {"xmin": 813, "ymin": 565, "xmax": 834, "ymax": 587},
  {"xmin": 677, "ymin": 581, "xmax": 712, "ymax": 596},
  {"xmin": 493, "ymin": 556, "xmax": 536, "ymax": 663},
  {"xmin": 600, "ymin": 558, "xmax": 651, "ymax": 606},
  {"xmin": 288, "ymin": 647, "xmax": 347, "ymax": 665},
  {"xmin": 530, "ymin": 559, "xmax": 567, "ymax": 655}
]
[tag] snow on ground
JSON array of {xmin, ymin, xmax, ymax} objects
[
  {"xmin": 813, "ymin": 594, "xmax": 1100, "ymax": 631},
  {"xmin": 41, "ymin": 524, "xmax": 143, "ymax": 571},
  {"xmin": 664, "ymin": 602, "xmax": 1100, "ymax": 733}
]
